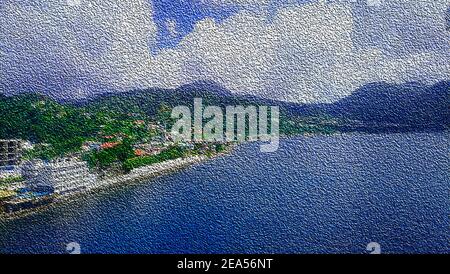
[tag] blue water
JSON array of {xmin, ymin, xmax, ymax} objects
[{"xmin": 0, "ymin": 133, "xmax": 448, "ymax": 254}]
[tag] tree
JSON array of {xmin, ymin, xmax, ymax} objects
[{"xmin": 156, "ymin": 103, "xmax": 173, "ymax": 130}]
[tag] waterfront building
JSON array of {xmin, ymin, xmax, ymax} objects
[
  {"xmin": 21, "ymin": 157, "xmax": 98, "ymax": 195},
  {"xmin": 0, "ymin": 139, "xmax": 23, "ymax": 167}
]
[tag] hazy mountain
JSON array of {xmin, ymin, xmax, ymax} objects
[
  {"xmin": 335, "ymin": 81, "xmax": 448, "ymax": 125},
  {"xmin": 2, "ymin": 80, "xmax": 448, "ymax": 132}
]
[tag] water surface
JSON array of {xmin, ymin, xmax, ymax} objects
[{"xmin": 0, "ymin": 132, "xmax": 448, "ymax": 254}]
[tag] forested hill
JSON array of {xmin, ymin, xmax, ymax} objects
[
  {"xmin": 287, "ymin": 81, "xmax": 449, "ymax": 130},
  {"xmin": 0, "ymin": 80, "xmax": 448, "ymax": 147},
  {"xmin": 69, "ymin": 80, "xmax": 450, "ymax": 130}
]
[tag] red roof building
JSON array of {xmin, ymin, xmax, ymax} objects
[{"xmin": 100, "ymin": 142, "xmax": 120, "ymax": 149}]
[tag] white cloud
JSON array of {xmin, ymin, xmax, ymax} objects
[
  {"xmin": 0, "ymin": 0, "xmax": 449, "ymax": 103},
  {"xmin": 165, "ymin": 19, "xmax": 179, "ymax": 38},
  {"xmin": 165, "ymin": 0, "xmax": 450, "ymax": 103},
  {"xmin": 0, "ymin": 0, "xmax": 163, "ymax": 98}
]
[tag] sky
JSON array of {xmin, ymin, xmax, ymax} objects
[{"xmin": 0, "ymin": 0, "xmax": 449, "ymax": 103}]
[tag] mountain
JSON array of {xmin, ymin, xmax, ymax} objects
[
  {"xmin": 331, "ymin": 81, "xmax": 449, "ymax": 126},
  {"xmin": 78, "ymin": 81, "xmax": 280, "ymax": 118},
  {"xmin": 288, "ymin": 81, "xmax": 449, "ymax": 130},
  {"xmin": 1, "ymin": 80, "xmax": 446, "ymax": 159},
  {"xmin": 176, "ymin": 80, "xmax": 233, "ymax": 97},
  {"xmin": 2, "ymin": 80, "xmax": 448, "ymax": 133}
]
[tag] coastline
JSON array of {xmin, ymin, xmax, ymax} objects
[
  {"xmin": 0, "ymin": 154, "xmax": 212, "ymax": 220},
  {"xmin": 60, "ymin": 154, "xmax": 211, "ymax": 201},
  {"xmin": 0, "ymin": 131, "xmax": 447, "ymax": 254}
]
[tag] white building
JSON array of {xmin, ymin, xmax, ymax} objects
[{"xmin": 21, "ymin": 157, "xmax": 98, "ymax": 195}]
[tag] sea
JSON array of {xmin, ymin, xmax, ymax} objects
[{"xmin": 0, "ymin": 132, "xmax": 448, "ymax": 254}]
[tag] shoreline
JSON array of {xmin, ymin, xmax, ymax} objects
[
  {"xmin": 86, "ymin": 155, "xmax": 208, "ymax": 194},
  {"xmin": 0, "ymin": 154, "xmax": 216, "ymax": 220}
]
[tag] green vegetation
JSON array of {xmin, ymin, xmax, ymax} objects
[
  {"xmin": 0, "ymin": 91, "xmax": 337, "ymax": 172},
  {"xmin": 0, "ymin": 176, "xmax": 23, "ymax": 191},
  {"xmin": 84, "ymin": 140, "xmax": 135, "ymax": 169},
  {"xmin": 0, "ymin": 175, "xmax": 23, "ymax": 184},
  {"xmin": 123, "ymin": 146, "xmax": 187, "ymax": 172},
  {"xmin": 0, "ymin": 94, "xmax": 159, "ymax": 161},
  {"xmin": 0, "ymin": 94, "xmax": 99, "ymax": 158},
  {"xmin": 279, "ymin": 114, "xmax": 339, "ymax": 136},
  {"xmin": 214, "ymin": 143, "xmax": 226, "ymax": 153}
]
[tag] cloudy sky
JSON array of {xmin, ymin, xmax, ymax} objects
[{"xmin": 0, "ymin": 0, "xmax": 449, "ymax": 102}]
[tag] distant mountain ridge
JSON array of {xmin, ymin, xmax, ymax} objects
[
  {"xmin": 289, "ymin": 81, "xmax": 449, "ymax": 129},
  {"xmin": 2, "ymin": 80, "xmax": 449, "ymax": 131}
]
